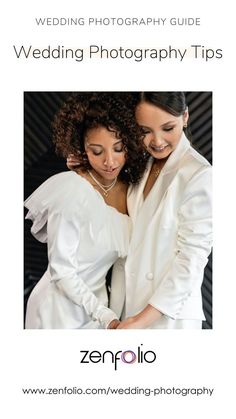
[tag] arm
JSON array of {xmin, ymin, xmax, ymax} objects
[
  {"xmin": 47, "ymin": 211, "xmax": 118, "ymax": 328},
  {"xmin": 148, "ymin": 166, "xmax": 212, "ymax": 319},
  {"xmin": 117, "ymin": 305, "xmax": 162, "ymax": 329}
]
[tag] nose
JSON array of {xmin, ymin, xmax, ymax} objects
[
  {"xmin": 104, "ymin": 151, "xmax": 114, "ymax": 168},
  {"xmin": 149, "ymin": 133, "xmax": 167, "ymax": 148},
  {"xmin": 152, "ymin": 133, "xmax": 164, "ymax": 145}
]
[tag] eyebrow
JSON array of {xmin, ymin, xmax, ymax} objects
[
  {"xmin": 160, "ymin": 120, "xmax": 176, "ymax": 127},
  {"xmin": 87, "ymin": 140, "xmax": 123, "ymax": 147}
]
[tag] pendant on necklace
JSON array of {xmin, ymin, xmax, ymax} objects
[
  {"xmin": 154, "ymin": 168, "xmax": 161, "ymax": 178},
  {"xmin": 87, "ymin": 170, "xmax": 117, "ymax": 197}
]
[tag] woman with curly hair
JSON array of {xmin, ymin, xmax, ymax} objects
[{"xmin": 24, "ymin": 92, "xmax": 147, "ymax": 329}]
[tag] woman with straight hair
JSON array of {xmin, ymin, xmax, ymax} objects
[{"xmin": 112, "ymin": 92, "xmax": 212, "ymax": 329}]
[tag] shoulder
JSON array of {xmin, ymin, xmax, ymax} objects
[
  {"xmin": 25, "ymin": 171, "xmax": 104, "ymax": 218},
  {"xmin": 179, "ymin": 146, "xmax": 212, "ymax": 183},
  {"xmin": 179, "ymin": 149, "xmax": 212, "ymax": 203},
  {"xmin": 38, "ymin": 171, "xmax": 83, "ymax": 192},
  {"xmin": 184, "ymin": 145, "xmax": 211, "ymax": 169}
]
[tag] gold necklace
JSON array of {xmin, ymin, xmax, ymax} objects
[
  {"xmin": 154, "ymin": 167, "xmax": 162, "ymax": 178},
  {"xmin": 152, "ymin": 162, "xmax": 162, "ymax": 178},
  {"xmin": 87, "ymin": 170, "xmax": 117, "ymax": 197}
]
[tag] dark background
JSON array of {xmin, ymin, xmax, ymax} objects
[{"xmin": 24, "ymin": 91, "xmax": 212, "ymax": 329}]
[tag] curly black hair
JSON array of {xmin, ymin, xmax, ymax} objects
[{"xmin": 52, "ymin": 92, "xmax": 148, "ymax": 184}]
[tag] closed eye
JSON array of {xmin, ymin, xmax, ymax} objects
[
  {"xmin": 114, "ymin": 146, "xmax": 124, "ymax": 153},
  {"xmin": 163, "ymin": 126, "xmax": 175, "ymax": 132},
  {"xmin": 92, "ymin": 151, "xmax": 102, "ymax": 156}
]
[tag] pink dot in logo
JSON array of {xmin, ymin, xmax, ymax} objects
[{"xmin": 121, "ymin": 350, "xmax": 136, "ymax": 364}]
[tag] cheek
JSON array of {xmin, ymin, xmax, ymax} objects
[
  {"xmin": 86, "ymin": 153, "xmax": 99, "ymax": 167},
  {"xmin": 173, "ymin": 134, "xmax": 182, "ymax": 148},
  {"xmin": 116, "ymin": 152, "xmax": 126, "ymax": 165},
  {"xmin": 167, "ymin": 131, "xmax": 181, "ymax": 148},
  {"xmin": 121, "ymin": 153, "xmax": 126, "ymax": 164}
]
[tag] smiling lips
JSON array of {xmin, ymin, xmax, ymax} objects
[{"xmin": 150, "ymin": 144, "xmax": 168, "ymax": 152}]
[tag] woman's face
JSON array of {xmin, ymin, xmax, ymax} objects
[
  {"xmin": 135, "ymin": 102, "xmax": 189, "ymax": 160},
  {"xmin": 84, "ymin": 126, "xmax": 126, "ymax": 183}
]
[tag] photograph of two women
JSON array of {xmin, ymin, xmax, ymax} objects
[{"xmin": 24, "ymin": 91, "xmax": 212, "ymax": 330}]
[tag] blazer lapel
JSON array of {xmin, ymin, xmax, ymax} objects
[
  {"xmin": 127, "ymin": 159, "xmax": 152, "ymax": 224},
  {"xmin": 128, "ymin": 134, "xmax": 191, "ymax": 252}
]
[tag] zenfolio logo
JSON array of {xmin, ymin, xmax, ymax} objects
[{"xmin": 80, "ymin": 344, "xmax": 157, "ymax": 370}]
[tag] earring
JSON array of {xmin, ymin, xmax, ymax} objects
[{"xmin": 183, "ymin": 124, "xmax": 187, "ymax": 128}]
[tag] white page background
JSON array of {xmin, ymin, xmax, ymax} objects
[{"xmin": 1, "ymin": 0, "xmax": 235, "ymax": 417}]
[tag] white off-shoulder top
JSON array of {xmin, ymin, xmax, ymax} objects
[{"xmin": 25, "ymin": 171, "xmax": 131, "ymax": 329}]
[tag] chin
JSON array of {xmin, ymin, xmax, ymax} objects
[
  {"xmin": 151, "ymin": 151, "xmax": 170, "ymax": 160},
  {"xmin": 102, "ymin": 172, "xmax": 118, "ymax": 180}
]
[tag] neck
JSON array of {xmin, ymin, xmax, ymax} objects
[
  {"xmin": 153, "ymin": 156, "xmax": 169, "ymax": 168},
  {"xmin": 89, "ymin": 169, "xmax": 117, "ymax": 186}
]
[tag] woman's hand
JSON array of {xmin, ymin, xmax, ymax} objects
[
  {"xmin": 117, "ymin": 305, "xmax": 163, "ymax": 329},
  {"xmin": 67, "ymin": 154, "xmax": 80, "ymax": 170},
  {"xmin": 116, "ymin": 317, "xmax": 141, "ymax": 329},
  {"xmin": 107, "ymin": 319, "xmax": 121, "ymax": 329}
]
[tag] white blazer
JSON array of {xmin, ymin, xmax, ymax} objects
[{"xmin": 110, "ymin": 134, "xmax": 212, "ymax": 327}]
